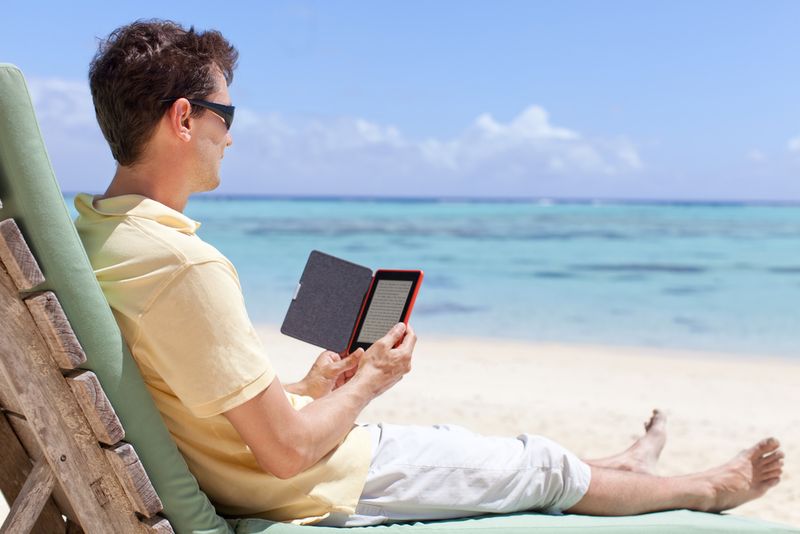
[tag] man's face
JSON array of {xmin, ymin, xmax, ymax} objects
[{"xmin": 189, "ymin": 70, "xmax": 233, "ymax": 193}]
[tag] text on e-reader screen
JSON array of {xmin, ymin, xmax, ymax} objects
[{"xmin": 357, "ymin": 280, "xmax": 413, "ymax": 343}]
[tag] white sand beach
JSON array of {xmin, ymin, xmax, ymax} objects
[{"xmin": 2, "ymin": 328, "xmax": 798, "ymax": 528}]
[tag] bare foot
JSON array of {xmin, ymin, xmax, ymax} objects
[
  {"xmin": 697, "ymin": 437, "xmax": 784, "ymax": 512},
  {"xmin": 587, "ymin": 410, "xmax": 667, "ymax": 475}
]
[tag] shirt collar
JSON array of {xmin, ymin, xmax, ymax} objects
[{"xmin": 74, "ymin": 193, "xmax": 202, "ymax": 235}]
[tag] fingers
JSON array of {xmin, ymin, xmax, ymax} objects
[
  {"xmin": 332, "ymin": 349, "xmax": 361, "ymax": 372},
  {"xmin": 356, "ymin": 324, "xmax": 417, "ymax": 397},
  {"xmin": 376, "ymin": 322, "xmax": 407, "ymax": 349},
  {"xmin": 388, "ymin": 325, "xmax": 416, "ymax": 374},
  {"xmin": 333, "ymin": 349, "xmax": 364, "ymax": 389},
  {"xmin": 394, "ymin": 324, "xmax": 417, "ymax": 354},
  {"xmin": 349, "ymin": 347, "xmax": 365, "ymax": 358},
  {"xmin": 343, "ymin": 348, "xmax": 363, "ymax": 368},
  {"xmin": 317, "ymin": 350, "xmax": 340, "ymax": 363},
  {"xmin": 342, "ymin": 348, "xmax": 363, "ymax": 377}
]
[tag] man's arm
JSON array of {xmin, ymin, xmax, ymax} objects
[{"xmin": 224, "ymin": 323, "xmax": 415, "ymax": 479}]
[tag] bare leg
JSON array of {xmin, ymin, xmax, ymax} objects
[
  {"xmin": 585, "ymin": 410, "xmax": 667, "ymax": 475},
  {"xmin": 566, "ymin": 438, "xmax": 783, "ymax": 516}
]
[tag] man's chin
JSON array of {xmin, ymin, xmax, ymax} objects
[{"xmin": 194, "ymin": 176, "xmax": 221, "ymax": 194}]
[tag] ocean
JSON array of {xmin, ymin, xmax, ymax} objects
[{"xmin": 67, "ymin": 195, "xmax": 800, "ymax": 357}]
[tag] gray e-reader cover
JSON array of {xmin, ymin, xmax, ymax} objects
[{"xmin": 280, "ymin": 250, "xmax": 374, "ymax": 352}]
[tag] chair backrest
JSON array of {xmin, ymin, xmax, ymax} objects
[{"xmin": 0, "ymin": 63, "xmax": 232, "ymax": 534}]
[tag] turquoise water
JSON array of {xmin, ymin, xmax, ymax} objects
[{"xmin": 68, "ymin": 195, "xmax": 800, "ymax": 357}]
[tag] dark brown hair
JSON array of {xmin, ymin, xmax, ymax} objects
[{"xmin": 89, "ymin": 20, "xmax": 238, "ymax": 165}]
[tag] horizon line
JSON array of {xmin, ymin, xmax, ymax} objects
[{"xmin": 61, "ymin": 191, "xmax": 800, "ymax": 207}]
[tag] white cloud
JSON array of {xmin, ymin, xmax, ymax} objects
[
  {"xmin": 25, "ymin": 76, "xmax": 643, "ymax": 196},
  {"xmin": 747, "ymin": 149, "xmax": 766, "ymax": 162},
  {"xmin": 232, "ymin": 104, "xmax": 642, "ymax": 191},
  {"xmin": 788, "ymin": 137, "xmax": 800, "ymax": 153},
  {"xmin": 472, "ymin": 106, "xmax": 578, "ymax": 142},
  {"xmin": 25, "ymin": 78, "xmax": 115, "ymax": 192},
  {"xmin": 26, "ymin": 78, "xmax": 97, "ymax": 128}
]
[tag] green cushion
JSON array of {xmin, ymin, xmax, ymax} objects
[
  {"xmin": 0, "ymin": 63, "xmax": 232, "ymax": 534},
  {"xmin": 1, "ymin": 62, "xmax": 796, "ymax": 534},
  {"xmin": 230, "ymin": 510, "xmax": 798, "ymax": 533}
]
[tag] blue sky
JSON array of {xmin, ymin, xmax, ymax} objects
[{"xmin": 3, "ymin": 1, "xmax": 800, "ymax": 200}]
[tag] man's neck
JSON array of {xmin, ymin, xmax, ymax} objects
[{"xmin": 100, "ymin": 162, "xmax": 191, "ymax": 213}]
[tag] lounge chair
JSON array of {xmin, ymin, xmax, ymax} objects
[{"xmin": 1, "ymin": 62, "xmax": 796, "ymax": 533}]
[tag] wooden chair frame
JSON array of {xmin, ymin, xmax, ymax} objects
[{"xmin": 0, "ymin": 216, "xmax": 174, "ymax": 533}]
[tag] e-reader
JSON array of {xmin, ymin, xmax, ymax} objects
[
  {"xmin": 347, "ymin": 270, "xmax": 423, "ymax": 353},
  {"xmin": 280, "ymin": 251, "xmax": 423, "ymax": 353}
]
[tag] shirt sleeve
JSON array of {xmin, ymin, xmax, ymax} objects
[{"xmin": 135, "ymin": 259, "xmax": 276, "ymax": 418}]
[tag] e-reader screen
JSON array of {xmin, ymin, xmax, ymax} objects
[
  {"xmin": 349, "ymin": 270, "xmax": 423, "ymax": 351},
  {"xmin": 357, "ymin": 279, "xmax": 414, "ymax": 344}
]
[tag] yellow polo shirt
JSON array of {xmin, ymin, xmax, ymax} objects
[{"xmin": 73, "ymin": 193, "xmax": 371, "ymax": 524}]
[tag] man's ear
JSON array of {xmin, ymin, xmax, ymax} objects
[{"xmin": 165, "ymin": 98, "xmax": 193, "ymax": 142}]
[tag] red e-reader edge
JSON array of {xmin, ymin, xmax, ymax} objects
[{"xmin": 345, "ymin": 269, "xmax": 424, "ymax": 354}]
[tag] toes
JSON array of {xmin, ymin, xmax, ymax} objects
[
  {"xmin": 757, "ymin": 450, "xmax": 784, "ymax": 467},
  {"xmin": 766, "ymin": 451, "xmax": 786, "ymax": 460},
  {"xmin": 761, "ymin": 453, "xmax": 784, "ymax": 467},
  {"xmin": 644, "ymin": 409, "xmax": 666, "ymax": 432},
  {"xmin": 749, "ymin": 437, "xmax": 780, "ymax": 459},
  {"xmin": 763, "ymin": 437, "xmax": 780, "ymax": 450},
  {"xmin": 761, "ymin": 467, "xmax": 783, "ymax": 481},
  {"xmin": 761, "ymin": 458, "xmax": 784, "ymax": 472},
  {"xmin": 760, "ymin": 459, "xmax": 784, "ymax": 477}
]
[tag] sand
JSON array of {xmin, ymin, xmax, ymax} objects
[{"xmin": 2, "ymin": 327, "xmax": 797, "ymax": 528}]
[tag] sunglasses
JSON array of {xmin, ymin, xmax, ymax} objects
[{"xmin": 160, "ymin": 98, "xmax": 235, "ymax": 130}]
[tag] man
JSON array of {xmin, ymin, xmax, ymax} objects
[{"xmin": 75, "ymin": 19, "xmax": 783, "ymax": 526}]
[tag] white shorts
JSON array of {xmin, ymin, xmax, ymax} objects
[{"xmin": 319, "ymin": 423, "xmax": 592, "ymax": 527}]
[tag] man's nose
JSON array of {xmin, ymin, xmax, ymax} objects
[{"xmin": 226, "ymin": 132, "xmax": 233, "ymax": 147}]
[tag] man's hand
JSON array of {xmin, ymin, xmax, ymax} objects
[
  {"xmin": 352, "ymin": 322, "xmax": 417, "ymax": 398},
  {"xmin": 286, "ymin": 348, "xmax": 364, "ymax": 399}
]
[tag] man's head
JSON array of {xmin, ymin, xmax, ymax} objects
[{"xmin": 89, "ymin": 20, "xmax": 238, "ymax": 169}]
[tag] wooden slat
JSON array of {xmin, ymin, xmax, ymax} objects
[
  {"xmin": 0, "ymin": 219, "xmax": 45, "ymax": 291},
  {"xmin": 141, "ymin": 516, "xmax": 175, "ymax": 533},
  {"xmin": 0, "ymin": 264, "xmax": 161, "ymax": 533},
  {"xmin": 66, "ymin": 370, "xmax": 124, "ymax": 445},
  {"xmin": 7, "ymin": 397, "xmax": 166, "ymax": 532},
  {"xmin": 0, "ymin": 458, "xmax": 57, "ymax": 534},
  {"xmin": 6, "ymin": 397, "xmax": 82, "ymax": 528},
  {"xmin": 0, "ymin": 413, "xmax": 33, "ymax": 499},
  {"xmin": 4, "ymin": 412, "xmax": 41, "ymax": 461},
  {"xmin": 105, "ymin": 443, "xmax": 163, "ymax": 519},
  {"xmin": 0, "ymin": 413, "xmax": 66, "ymax": 533},
  {"xmin": 25, "ymin": 291, "xmax": 87, "ymax": 369},
  {"xmin": 0, "ymin": 358, "xmax": 24, "ymax": 415},
  {"xmin": 0, "ymin": 265, "xmax": 23, "ymax": 421}
]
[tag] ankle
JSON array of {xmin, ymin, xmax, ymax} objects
[{"xmin": 683, "ymin": 476, "xmax": 716, "ymax": 512}]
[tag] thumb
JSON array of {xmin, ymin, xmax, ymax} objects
[
  {"xmin": 348, "ymin": 348, "xmax": 364, "ymax": 365},
  {"xmin": 379, "ymin": 322, "xmax": 407, "ymax": 348},
  {"xmin": 336, "ymin": 349, "xmax": 363, "ymax": 371}
]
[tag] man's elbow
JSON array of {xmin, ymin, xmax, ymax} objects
[
  {"xmin": 267, "ymin": 455, "xmax": 303, "ymax": 480},
  {"xmin": 255, "ymin": 445, "xmax": 312, "ymax": 480}
]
